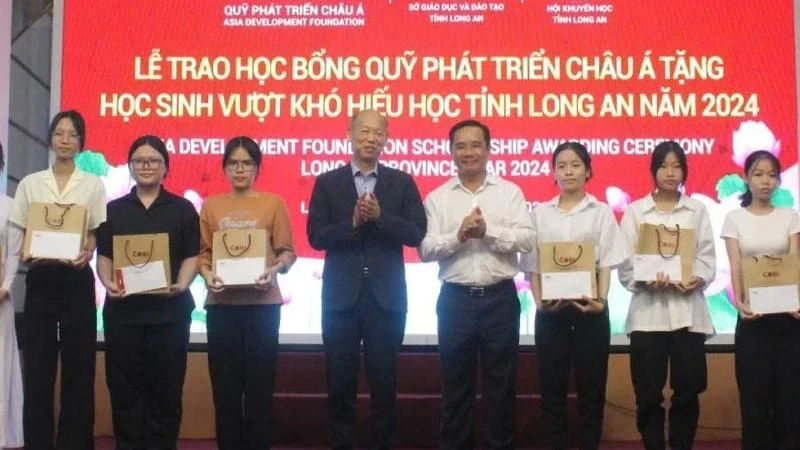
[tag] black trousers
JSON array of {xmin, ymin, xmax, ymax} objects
[
  {"xmin": 104, "ymin": 317, "xmax": 191, "ymax": 450},
  {"xmin": 322, "ymin": 280, "xmax": 406, "ymax": 450},
  {"xmin": 437, "ymin": 280, "xmax": 520, "ymax": 450},
  {"xmin": 735, "ymin": 315, "xmax": 800, "ymax": 450},
  {"xmin": 535, "ymin": 307, "xmax": 610, "ymax": 450},
  {"xmin": 23, "ymin": 265, "xmax": 96, "ymax": 450},
  {"xmin": 629, "ymin": 329, "xmax": 707, "ymax": 450},
  {"xmin": 207, "ymin": 304, "xmax": 281, "ymax": 450}
]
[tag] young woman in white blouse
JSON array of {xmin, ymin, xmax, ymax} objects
[
  {"xmin": 721, "ymin": 150, "xmax": 800, "ymax": 450},
  {"xmin": 8, "ymin": 111, "xmax": 107, "ymax": 450},
  {"xmin": 0, "ymin": 142, "xmax": 23, "ymax": 449},
  {"xmin": 521, "ymin": 141, "xmax": 627, "ymax": 450},
  {"xmin": 619, "ymin": 141, "xmax": 716, "ymax": 450}
]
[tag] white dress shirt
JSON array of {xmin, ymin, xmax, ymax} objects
[
  {"xmin": 619, "ymin": 194, "xmax": 716, "ymax": 336},
  {"xmin": 519, "ymin": 194, "xmax": 628, "ymax": 274},
  {"xmin": 418, "ymin": 175, "xmax": 535, "ymax": 285}
]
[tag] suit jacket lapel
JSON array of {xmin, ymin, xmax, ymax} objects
[
  {"xmin": 338, "ymin": 164, "xmax": 359, "ymax": 203},
  {"xmin": 374, "ymin": 163, "xmax": 389, "ymax": 199}
]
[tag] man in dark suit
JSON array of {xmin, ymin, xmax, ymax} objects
[{"xmin": 307, "ymin": 109, "xmax": 427, "ymax": 450}]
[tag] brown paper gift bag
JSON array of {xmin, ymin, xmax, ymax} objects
[
  {"xmin": 538, "ymin": 241, "xmax": 597, "ymax": 300},
  {"xmin": 112, "ymin": 233, "xmax": 171, "ymax": 295},
  {"xmin": 212, "ymin": 229, "xmax": 273, "ymax": 286},
  {"xmin": 23, "ymin": 202, "xmax": 88, "ymax": 260},
  {"xmin": 636, "ymin": 223, "xmax": 695, "ymax": 283},
  {"xmin": 741, "ymin": 254, "xmax": 800, "ymax": 309}
]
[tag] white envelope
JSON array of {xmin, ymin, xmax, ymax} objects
[
  {"xmin": 216, "ymin": 257, "xmax": 265, "ymax": 286},
  {"xmin": 29, "ymin": 231, "xmax": 82, "ymax": 260},
  {"xmin": 119, "ymin": 261, "xmax": 168, "ymax": 295},
  {"xmin": 748, "ymin": 285, "xmax": 800, "ymax": 315},
  {"xmin": 633, "ymin": 254, "xmax": 682, "ymax": 282},
  {"xmin": 541, "ymin": 271, "xmax": 593, "ymax": 300}
]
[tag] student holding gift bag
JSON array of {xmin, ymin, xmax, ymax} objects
[
  {"xmin": 520, "ymin": 141, "xmax": 627, "ymax": 450},
  {"xmin": 721, "ymin": 150, "xmax": 800, "ymax": 450},
  {"xmin": 8, "ymin": 110, "xmax": 106, "ymax": 450},
  {"xmin": 618, "ymin": 141, "xmax": 716, "ymax": 450},
  {"xmin": 198, "ymin": 136, "xmax": 296, "ymax": 450},
  {"xmin": 96, "ymin": 135, "xmax": 199, "ymax": 450}
]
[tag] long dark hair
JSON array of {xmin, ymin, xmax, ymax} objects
[{"xmin": 740, "ymin": 150, "xmax": 781, "ymax": 207}]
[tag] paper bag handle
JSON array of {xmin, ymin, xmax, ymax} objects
[
  {"xmin": 124, "ymin": 239, "xmax": 155, "ymax": 268},
  {"xmin": 753, "ymin": 255, "xmax": 783, "ymax": 265},
  {"xmin": 552, "ymin": 244, "xmax": 583, "ymax": 268},
  {"xmin": 655, "ymin": 224, "xmax": 680, "ymax": 258},
  {"xmin": 44, "ymin": 203, "xmax": 75, "ymax": 229},
  {"xmin": 222, "ymin": 232, "xmax": 252, "ymax": 257}
]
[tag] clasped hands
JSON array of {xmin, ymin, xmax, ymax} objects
[
  {"xmin": 457, "ymin": 207, "xmax": 486, "ymax": 242},
  {"xmin": 353, "ymin": 193, "xmax": 381, "ymax": 228}
]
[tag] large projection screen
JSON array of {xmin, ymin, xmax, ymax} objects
[{"xmin": 51, "ymin": 0, "xmax": 800, "ymax": 346}]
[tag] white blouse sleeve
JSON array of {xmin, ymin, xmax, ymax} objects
[
  {"xmin": 788, "ymin": 209, "xmax": 800, "ymax": 236},
  {"xmin": 720, "ymin": 210, "xmax": 738, "ymax": 240},
  {"xmin": 87, "ymin": 178, "xmax": 108, "ymax": 231},
  {"xmin": 617, "ymin": 204, "xmax": 640, "ymax": 291},
  {"xmin": 597, "ymin": 206, "xmax": 629, "ymax": 269},
  {"xmin": 692, "ymin": 205, "xmax": 717, "ymax": 284},
  {"xmin": 2, "ymin": 224, "xmax": 24, "ymax": 292}
]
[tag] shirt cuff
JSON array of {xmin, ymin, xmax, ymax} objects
[
  {"xmin": 483, "ymin": 223, "xmax": 500, "ymax": 241},
  {"xmin": 447, "ymin": 232, "xmax": 463, "ymax": 251}
]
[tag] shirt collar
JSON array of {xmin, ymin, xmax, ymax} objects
[
  {"xmin": 123, "ymin": 186, "xmax": 174, "ymax": 208},
  {"xmin": 544, "ymin": 193, "xmax": 598, "ymax": 214},
  {"xmin": 450, "ymin": 174, "xmax": 498, "ymax": 191},
  {"xmin": 351, "ymin": 160, "xmax": 378, "ymax": 177},
  {"xmin": 43, "ymin": 166, "xmax": 86, "ymax": 197},
  {"xmin": 641, "ymin": 192, "xmax": 695, "ymax": 213}
]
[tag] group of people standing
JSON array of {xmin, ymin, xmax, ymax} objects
[
  {"xmin": 305, "ymin": 110, "xmax": 800, "ymax": 450},
  {"xmin": 0, "ymin": 110, "xmax": 297, "ymax": 450},
  {"xmin": 0, "ymin": 108, "xmax": 798, "ymax": 450}
]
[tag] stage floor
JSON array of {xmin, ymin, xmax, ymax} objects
[{"xmin": 89, "ymin": 438, "xmax": 739, "ymax": 449}]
